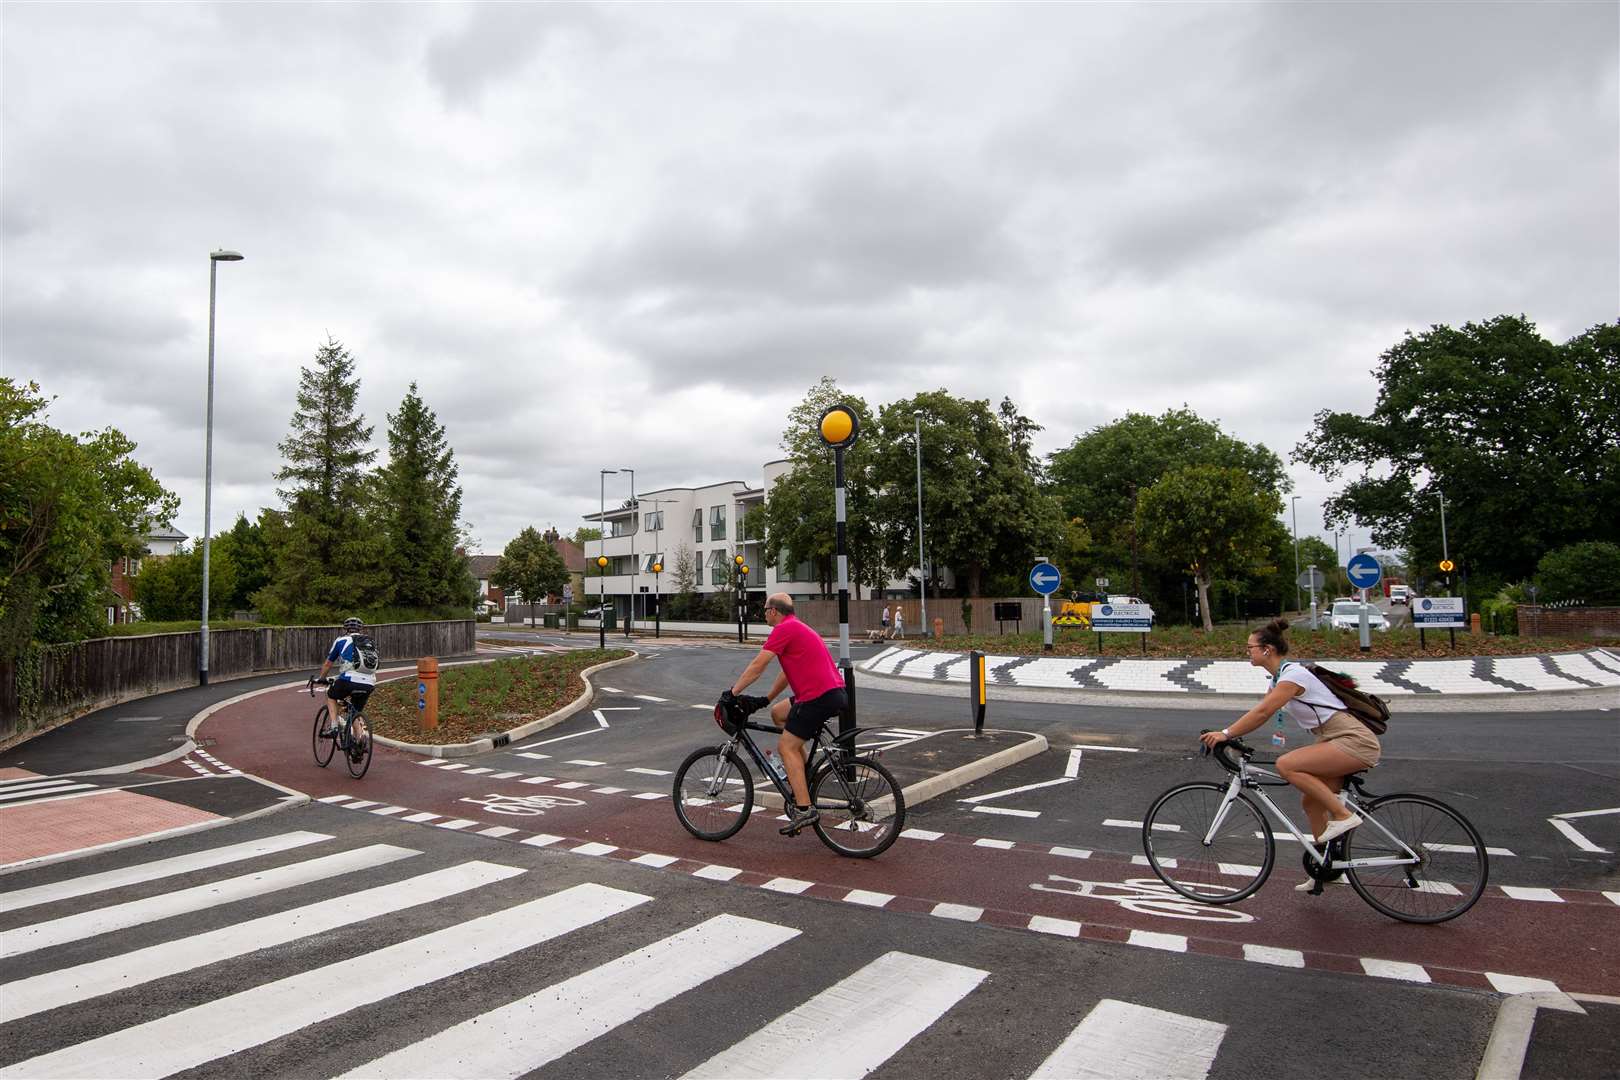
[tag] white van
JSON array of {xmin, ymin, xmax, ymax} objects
[{"xmin": 1389, "ymin": 585, "xmax": 1411, "ymax": 605}]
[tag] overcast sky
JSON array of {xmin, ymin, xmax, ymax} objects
[{"xmin": 4, "ymin": 2, "xmax": 1615, "ymax": 562}]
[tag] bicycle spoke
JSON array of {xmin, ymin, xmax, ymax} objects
[
  {"xmin": 1347, "ymin": 795, "xmax": 1487, "ymax": 923},
  {"xmin": 1144, "ymin": 783, "xmax": 1272, "ymax": 903}
]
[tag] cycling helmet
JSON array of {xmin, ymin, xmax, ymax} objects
[{"xmin": 343, "ymin": 617, "xmax": 363, "ymax": 633}]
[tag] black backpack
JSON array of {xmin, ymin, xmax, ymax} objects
[
  {"xmin": 1299, "ymin": 662, "xmax": 1389, "ymax": 735},
  {"xmin": 350, "ymin": 633, "xmax": 380, "ymax": 675}
]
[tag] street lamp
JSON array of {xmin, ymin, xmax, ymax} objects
[
  {"xmin": 1436, "ymin": 489, "xmax": 1450, "ymax": 589},
  {"xmin": 598, "ymin": 469, "xmax": 617, "ymax": 648},
  {"xmin": 913, "ymin": 409, "xmax": 927, "ymax": 635},
  {"xmin": 734, "ymin": 553, "xmax": 746, "ymax": 643},
  {"xmin": 652, "ymin": 559, "xmax": 663, "ymax": 638},
  {"xmin": 1290, "ymin": 495, "xmax": 1301, "ymax": 614},
  {"xmin": 199, "ymin": 248, "xmax": 243, "ymax": 687},
  {"xmin": 622, "ymin": 468, "xmax": 636, "ymax": 637}
]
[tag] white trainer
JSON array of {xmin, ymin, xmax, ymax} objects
[{"xmin": 1315, "ymin": 813, "xmax": 1363, "ymax": 845}]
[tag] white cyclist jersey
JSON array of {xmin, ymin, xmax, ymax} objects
[{"xmin": 327, "ymin": 634, "xmax": 378, "ymax": 686}]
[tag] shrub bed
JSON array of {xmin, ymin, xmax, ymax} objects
[{"xmin": 365, "ymin": 649, "xmax": 631, "ymax": 745}]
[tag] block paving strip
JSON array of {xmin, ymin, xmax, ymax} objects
[{"xmin": 315, "ymin": 782, "xmax": 1592, "ymax": 999}]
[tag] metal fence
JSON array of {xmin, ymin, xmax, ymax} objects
[{"xmin": 1, "ymin": 620, "xmax": 475, "ymax": 741}]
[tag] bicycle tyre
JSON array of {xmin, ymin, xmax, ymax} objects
[
  {"xmin": 809, "ymin": 755, "xmax": 905, "ymax": 858},
  {"xmin": 312, "ymin": 706, "xmax": 335, "ymax": 767},
  {"xmin": 346, "ymin": 714, "xmax": 373, "ymax": 779},
  {"xmin": 1346, "ymin": 793, "xmax": 1488, "ymax": 924},
  {"xmin": 673, "ymin": 747, "xmax": 753, "ymax": 841},
  {"xmin": 1143, "ymin": 782, "xmax": 1274, "ymax": 903}
]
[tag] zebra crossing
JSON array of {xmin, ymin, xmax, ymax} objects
[{"xmin": 0, "ymin": 815, "xmax": 1492, "ymax": 1079}]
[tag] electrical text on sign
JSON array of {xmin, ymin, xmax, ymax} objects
[
  {"xmin": 1413, "ymin": 597, "xmax": 1465, "ymax": 628},
  {"xmin": 1091, "ymin": 602, "xmax": 1153, "ymax": 632}
]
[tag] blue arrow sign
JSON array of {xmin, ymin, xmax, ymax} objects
[
  {"xmin": 1029, "ymin": 562, "xmax": 1061, "ymax": 596},
  {"xmin": 1346, "ymin": 552, "xmax": 1383, "ymax": 590}
]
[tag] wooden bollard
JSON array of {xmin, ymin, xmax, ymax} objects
[{"xmin": 417, "ymin": 657, "xmax": 439, "ymax": 731}]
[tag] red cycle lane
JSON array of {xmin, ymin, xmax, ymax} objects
[{"xmin": 204, "ymin": 684, "xmax": 1620, "ymax": 998}]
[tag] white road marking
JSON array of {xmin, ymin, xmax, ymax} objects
[
  {"xmin": 633, "ymin": 694, "xmax": 668, "ymax": 702},
  {"xmin": 0, "ymin": 845, "xmax": 417, "ymax": 957},
  {"xmin": 693, "ymin": 865, "xmax": 741, "ymax": 881},
  {"xmin": 960, "ymin": 777, "xmax": 1072, "ymax": 804},
  {"xmin": 344, "ymin": 916, "xmax": 798, "ymax": 1080},
  {"xmin": 0, "ymin": 861, "xmax": 523, "ymax": 1024},
  {"xmin": 1032, "ymin": 999, "xmax": 1225, "ymax": 1080},
  {"xmin": 930, "ymin": 903, "xmax": 982, "ymax": 921},
  {"xmin": 570, "ymin": 842, "xmax": 617, "ymax": 856},
  {"xmin": 1051, "ymin": 846, "xmax": 1093, "ymax": 859},
  {"xmin": 972, "ymin": 838, "xmax": 1016, "ymax": 849},
  {"xmin": 1105, "ymin": 818, "xmax": 1179, "ymax": 832},
  {"xmin": 762, "ymin": 877, "xmax": 813, "ymax": 894},
  {"xmin": 1064, "ymin": 748, "xmax": 1083, "ymax": 777},
  {"xmin": 1243, "ymin": 944, "xmax": 1305, "ymax": 968},
  {"xmin": 1028, "ymin": 915, "xmax": 1083, "ymax": 937},
  {"xmin": 973, "ymin": 806, "xmax": 1041, "ymax": 818},
  {"xmin": 900, "ymin": 828, "xmax": 944, "ymax": 840},
  {"xmin": 842, "ymin": 889, "xmax": 894, "ymax": 907},
  {"xmin": 519, "ymin": 730, "xmax": 598, "ymax": 749},
  {"xmin": 1360, "ymin": 958, "xmax": 1430, "ymax": 982},
  {"xmin": 1487, "ymin": 973, "xmax": 1562, "ymax": 995},
  {"xmin": 1069, "ymin": 743, "xmax": 1139, "ymax": 752},
  {"xmin": 402, "ymin": 812, "xmax": 439, "ymax": 823},
  {"xmin": 627, "ymin": 767, "xmax": 672, "ymax": 776},
  {"xmin": 1499, "ymin": 886, "xmax": 1563, "ymax": 902},
  {"xmin": 630, "ymin": 853, "xmax": 679, "ymax": 868},
  {"xmin": 681, "ymin": 952, "xmax": 985, "ymax": 1080},
  {"xmin": 565, "ymin": 759, "xmax": 606, "ymax": 767},
  {"xmin": 0, "ymin": 831, "xmax": 331, "ymax": 915},
  {"xmin": 1127, "ymin": 930, "xmax": 1187, "ymax": 952},
  {"xmin": 1549, "ymin": 816, "xmax": 1610, "ymax": 854},
  {"xmin": 0, "ymin": 884, "xmax": 651, "ymax": 1080}
]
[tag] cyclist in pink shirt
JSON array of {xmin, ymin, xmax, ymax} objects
[{"xmin": 729, "ymin": 592, "xmax": 847, "ymax": 835}]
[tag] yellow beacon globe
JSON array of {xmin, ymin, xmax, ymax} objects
[{"xmin": 820, "ymin": 408, "xmax": 854, "ymax": 445}]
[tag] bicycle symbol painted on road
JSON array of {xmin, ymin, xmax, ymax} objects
[
  {"xmin": 460, "ymin": 793, "xmax": 589, "ymax": 817},
  {"xmin": 1030, "ymin": 875, "xmax": 1255, "ymax": 923}
]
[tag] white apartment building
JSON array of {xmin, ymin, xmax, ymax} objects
[{"xmin": 582, "ymin": 460, "xmax": 921, "ymax": 620}]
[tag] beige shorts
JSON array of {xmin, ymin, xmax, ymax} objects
[{"xmin": 1313, "ymin": 711, "xmax": 1382, "ymax": 768}]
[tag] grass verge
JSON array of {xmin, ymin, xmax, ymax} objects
[{"xmin": 364, "ymin": 649, "xmax": 632, "ymax": 745}]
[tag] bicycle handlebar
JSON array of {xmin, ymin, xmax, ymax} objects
[{"xmin": 1200, "ymin": 730, "xmax": 1253, "ymax": 773}]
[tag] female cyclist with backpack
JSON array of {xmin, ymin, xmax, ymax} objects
[{"xmin": 1199, "ymin": 618, "xmax": 1381, "ymax": 879}]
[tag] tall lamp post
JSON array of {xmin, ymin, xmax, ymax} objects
[
  {"xmin": 598, "ymin": 468, "xmax": 617, "ymax": 648},
  {"xmin": 622, "ymin": 468, "xmax": 636, "ymax": 637},
  {"xmin": 652, "ymin": 559, "xmax": 663, "ymax": 638},
  {"xmin": 818, "ymin": 404, "xmax": 860, "ymax": 741},
  {"xmin": 733, "ymin": 553, "xmax": 746, "ymax": 643},
  {"xmin": 199, "ymin": 248, "xmax": 243, "ymax": 686},
  {"xmin": 913, "ymin": 409, "xmax": 927, "ymax": 634},
  {"xmin": 1289, "ymin": 495, "xmax": 1302, "ymax": 615}
]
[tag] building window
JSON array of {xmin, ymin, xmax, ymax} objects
[
  {"xmin": 645, "ymin": 510, "xmax": 663, "ymax": 532},
  {"xmin": 693, "ymin": 509, "xmax": 704, "ymax": 543},
  {"xmin": 644, "ymin": 553, "xmax": 664, "ymax": 573},
  {"xmin": 610, "ymin": 517, "xmax": 634, "ymax": 538},
  {"xmin": 708, "ymin": 549, "xmax": 728, "ymax": 585},
  {"xmin": 709, "ymin": 505, "xmax": 727, "ymax": 541}
]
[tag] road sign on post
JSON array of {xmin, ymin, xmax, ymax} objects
[
  {"xmin": 1346, "ymin": 553, "xmax": 1381, "ymax": 651},
  {"xmin": 1030, "ymin": 561, "xmax": 1060, "ymax": 654}
]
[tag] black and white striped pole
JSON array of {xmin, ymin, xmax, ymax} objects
[{"xmin": 819, "ymin": 403, "xmax": 860, "ymax": 741}]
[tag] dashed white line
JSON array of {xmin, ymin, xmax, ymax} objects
[
  {"xmin": 1128, "ymin": 930, "xmax": 1187, "ymax": 952},
  {"xmin": 931, "ymin": 903, "xmax": 983, "ymax": 922}
]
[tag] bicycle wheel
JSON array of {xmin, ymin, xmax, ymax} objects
[
  {"xmin": 1143, "ymin": 782, "xmax": 1274, "ymax": 903},
  {"xmin": 1346, "ymin": 794, "xmax": 1488, "ymax": 923},
  {"xmin": 312, "ymin": 706, "xmax": 335, "ymax": 767},
  {"xmin": 673, "ymin": 747, "xmax": 753, "ymax": 841},
  {"xmin": 346, "ymin": 715, "xmax": 373, "ymax": 779},
  {"xmin": 810, "ymin": 755, "xmax": 906, "ymax": 858}
]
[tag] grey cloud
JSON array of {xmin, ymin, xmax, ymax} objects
[{"xmin": 423, "ymin": 2, "xmax": 610, "ymax": 109}]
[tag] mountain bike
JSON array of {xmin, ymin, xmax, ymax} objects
[
  {"xmin": 672, "ymin": 695, "xmax": 906, "ymax": 858},
  {"xmin": 1141, "ymin": 734, "xmax": 1488, "ymax": 923},
  {"xmin": 308, "ymin": 679, "xmax": 374, "ymax": 779}
]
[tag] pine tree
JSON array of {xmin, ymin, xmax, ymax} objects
[
  {"xmin": 377, "ymin": 383, "xmax": 475, "ymax": 611},
  {"xmin": 259, "ymin": 337, "xmax": 389, "ymax": 620}
]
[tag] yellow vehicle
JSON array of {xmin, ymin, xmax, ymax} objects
[{"xmin": 1053, "ymin": 599, "xmax": 1092, "ymax": 627}]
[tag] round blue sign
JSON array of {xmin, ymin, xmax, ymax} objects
[
  {"xmin": 1346, "ymin": 552, "xmax": 1383, "ymax": 590},
  {"xmin": 1029, "ymin": 562, "xmax": 1061, "ymax": 595}
]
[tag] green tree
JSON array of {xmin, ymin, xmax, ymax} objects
[
  {"xmin": 257, "ymin": 338, "xmax": 390, "ymax": 621},
  {"xmin": 668, "ymin": 542, "xmax": 698, "ymax": 618},
  {"xmin": 1295, "ymin": 316, "xmax": 1620, "ymax": 590},
  {"xmin": 213, "ymin": 513, "xmax": 271, "ymax": 614},
  {"xmin": 1136, "ymin": 465, "xmax": 1283, "ymax": 632},
  {"xmin": 1048, "ymin": 408, "xmax": 1288, "ymax": 608},
  {"xmin": 376, "ymin": 383, "xmax": 476, "ymax": 611},
  {"xmin": 760, "ymin": 379, "xmax": 889, "ymax": 596},
  {"xmin": 0, "ymin": 379, "xmax": 177, "ymax": 654},
  {"xmin": 132, "ymin": 544, "xmax": 236, "ymax": 622},
  {"xmin": 492, "ymin": 527, "xmax": 570, "ymax": 627},
  {"xmin": 570, "ymin": 527, "xmax": 602, "ymax": 546},
  {"xmin": 871, "ymin": 392, "xmax": 1063, "ymax": 596},
  {"xmin": 1535, "ymin": 541, "xmax": 1620, "ymax": 604}
]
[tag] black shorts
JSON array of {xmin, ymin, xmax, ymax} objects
[
  {"xmin": 327, "ymin": 680, "xmax": 373, "ymax": 712},
  {"xmin": 784, "ymin": 687, "xmax": 847, "ymax": 740}
]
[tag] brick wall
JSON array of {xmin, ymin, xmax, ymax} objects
[{"xmin": 1518, "ymin": 606, "xmax": 1620, "ymax": 638}]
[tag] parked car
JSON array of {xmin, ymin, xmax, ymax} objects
[
  {"xmin": 1389, "ymin": 585, "xmax": 1411, "ymax": 605},
  {"xmin": 1330, "ymin": 601, "xmax": 1389, "ymax": 631}
]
